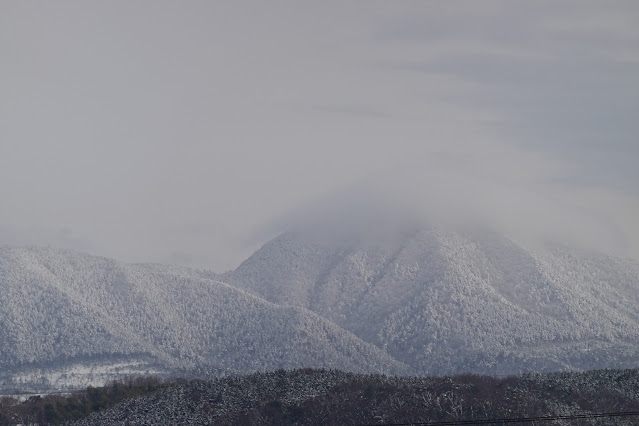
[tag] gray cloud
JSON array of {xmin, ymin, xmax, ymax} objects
[
  {"xmin": 307, "ymin": 104, "xmax": 391, "ymax": 119},
  {"xmin": 403, "ymin": 53, "xmax": 639, "ymax": 190},
  {"xmin": 262, "ymin": 164, "xmax": 630, "ymax": 258},
  {"xmin": 376, "ymin": 3, "xmax": 639, "ymax": 195},
  {"xmin": 1, "ymin": 1, "xmax": 638, "ymax": 270},
  {"xmin": 0, "ymin": 226, "xmax": 94, "ymax": 252}
]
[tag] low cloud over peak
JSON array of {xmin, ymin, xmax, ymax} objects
[{"xmin": 2, "ymin": 1, "xmax": 638, "ymax": 270}]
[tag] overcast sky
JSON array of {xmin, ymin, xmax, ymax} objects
[{"xmin": 2, "ymin": 1, "xmax": 638, "ymax": 271}]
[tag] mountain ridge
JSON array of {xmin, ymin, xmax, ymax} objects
[
  {"xmin": 222, "ymin": 226, "xmax": 639, "ymax": 375},
  {"xmin": 0, "ymin": 246, "xmax": 406, "ymax": 391},
  {"xmin": 1, "ymin": 224, "xmax": 639, "ymax": 389}
]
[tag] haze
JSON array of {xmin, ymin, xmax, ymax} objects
[{"xmin": 2, "ymin": 1, "xmax": 638, "ymax": 271}]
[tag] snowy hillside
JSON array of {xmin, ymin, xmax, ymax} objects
[
  {"xmin": 223, "ymin": 227, "xmax": 639, "ymax": 375},
  {"xmin": 2, "ymin": 223, "xmax": 638, "ymax": 391},
  {"xmin": 0, "ymin": 247, "xmax": 405, "ymax": 392}
]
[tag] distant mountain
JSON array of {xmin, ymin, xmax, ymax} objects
[
  {"xmin": 2, "ymin": 222, "xmax": 638, "ymax": 391},
  {"xmin": 0, "ymin": 247, "xmax": 405, "ymax": 391},
  {"xmin": 222, "ymin": 226, "xmax": 639, "ymax": 375}
]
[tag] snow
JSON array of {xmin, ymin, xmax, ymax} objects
[{"xmin": 1, "ymin": 225, "xmax": 638, "ymax": 392}]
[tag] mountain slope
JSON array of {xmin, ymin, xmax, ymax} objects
[
  {"xmin": 2, "ymin": 221, "xmax": 638, "ymax": 388},
  {"xmin": 0, "ymin": 247, "xmax": 406, "ymax": 390},
  {"xmin": 223, "ymin": 227, "xmax": 639, "ymax": 375}
]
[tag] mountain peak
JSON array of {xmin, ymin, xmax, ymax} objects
[{"xmin": 225, "ymin": 226, "xmax": 639, "ymax": 375}]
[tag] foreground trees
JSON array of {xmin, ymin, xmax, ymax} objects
[
  {"xmin": 3, "ymin": 368, "xmax": 637, "ymax": 425},
  {"xmin": 0, "ymin": 376, "xmax": 165, "ymax": 425}
]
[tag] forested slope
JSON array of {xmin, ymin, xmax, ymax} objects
[
  {"xmin": 0, "ymin": 247, "xmax": 405, "ymax": 392},
  {"xmin": 224, "ymin": 227, "xmax": 639, "ymax": 375},
  {"xmin": 2, "ymin": 221, "xmax": 639, "ymax": 391},
  {"xmin": 68, "ymin": 368, "xmax": 639, "ymax": 426}
]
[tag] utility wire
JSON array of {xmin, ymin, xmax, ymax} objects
[{"xmin": 364, "ymin": 410, "xmax": 639, "ymax": 425}]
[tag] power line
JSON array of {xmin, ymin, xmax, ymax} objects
[
  {"xmin": 0, "ymin": 388, "xmax": 87, "ymax": 397},
  {"xmin": 364, "ymin": 410, "xmax": 639, "ymax": 425}
]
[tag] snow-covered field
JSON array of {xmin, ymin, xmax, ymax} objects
[{"xmin": 0, "ymin": 359, "xmax": 167, "ymax": 394}]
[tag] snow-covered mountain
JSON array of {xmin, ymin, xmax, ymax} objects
[
  {"xmin": 1, "ymin": 223, "xmax": 639, "ymax": 391},
  {"xmin": 223, "ymin": 226, "xmax": 639, "ymax": 375},
  {"xmin": 0, "ymin": 247, "xmax": 405, "ymax": 391}
]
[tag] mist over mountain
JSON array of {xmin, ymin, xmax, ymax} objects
[
  {"xmin": 4, "ymin": 6, "xmax": 639, "ymax": 426},
  {"xmin": 258, "ymin": 167, "xmax": 631, "ymax": 263}
]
